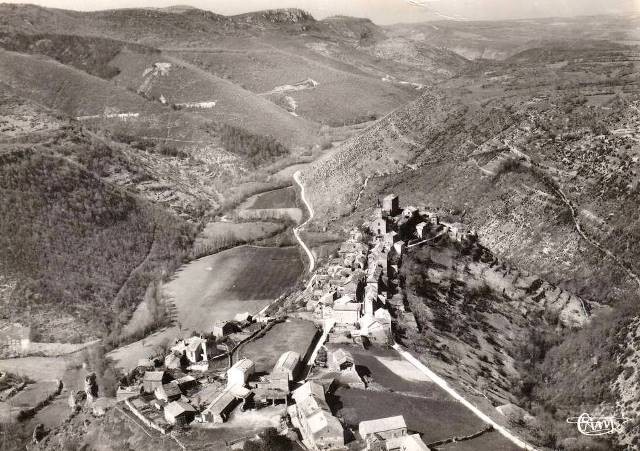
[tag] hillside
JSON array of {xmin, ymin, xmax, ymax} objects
[
  {"xmin": 0, "ymin": 4, "xmax": 470, "ymax": 127},
  {"xmin": 302, "ymin": 38, "xmax": 640, "ymax": 448},
  {"xmin": 0, "ymin": 94, "xmax": 196, "ymax": 344}
]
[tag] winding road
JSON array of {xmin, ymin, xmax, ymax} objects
[
  {"xmin": 292, "ymin": 172, "xmax": 537, "ymax": 450},
  {"xmin": 293, "ymin": 170, "xmax": 315, "ymax": 273}
]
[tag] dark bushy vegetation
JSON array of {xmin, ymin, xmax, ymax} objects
[
  {"xmin": 0, "ymin": 32, "xmax": 158, "ymax": 79},
  {"xmin": 216, "ymin": 123, "xmax": 289, "ymax": 168},
  {"xmin": 0, "ymin": 135, "xmax": 195, "ymax": 342}
]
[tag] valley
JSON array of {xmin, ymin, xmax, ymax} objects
[{"xmin": 0, "ymin": 4, "xmax": 638, "ymax": 451}]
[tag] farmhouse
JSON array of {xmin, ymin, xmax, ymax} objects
[
  {"xmin": 292, "ymin": 381, "xmax": 344, "ymax": 450},
  {"xmin": 234, "ymin": 312, "xmax": 252, "ymax": 323},
  {"xmin": 227, "ymin": 358, "xmax": 255, "ymax": 388},
  {"xmin": 359, "ymin": 415, "xmax": 407, "ymax": 449},
  {"xmin": 358, "ymin": 315, "xmax": 389, "ymax": 342},
  {"xmin": 253, "ymin": 376, "xmax": 290, "ymax": 404},
  {"xmin": 171, "ymin": 336, "xmax": 208, "ymax": 366},
  {"xmin": 142, "ymin": 371, "xmax": 169, "ymax": 393},
  {"xmin": 164, "ymin": 400, "xmax": 196, "ymax": 427}
]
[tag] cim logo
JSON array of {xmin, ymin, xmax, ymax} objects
[{"xmin": 566, "ymin": 413, "xmax": 630, "ymax": 436}]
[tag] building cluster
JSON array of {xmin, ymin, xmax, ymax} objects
[
  {"xmin": 108, "ymin": 196, "xmax": 445, "ymax": 450},
  {"xmin": 304, "ymin": 194, "xmax": 476, "ymax": 348}
]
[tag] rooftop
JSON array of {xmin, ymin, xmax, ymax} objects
[
  {"xmin": 143, "ymin": 370, "xmax": 165, "ymax": 382},
  {"xmin": 359, "ymin": 415, "xmax": 407, "ymax": 436},
  {"xmin": 165, "ymin": 400, "xmax": 196, "ymax": 417},
  {"xmin": 204, "ymin": 389, "xmax": 237, "ymax": 415},
  {"xmin": 273, "ymin": 351, "xmax": 300, "ymax": 372},
  {"xmin": 160, "ymin": 382, "xmax": 182, "ymax": 398},
  {"xmin": 334, "ymin": 303, "xmax": 362, "ymax": 311},
  {"xmin": 229, "ymin": 358, "xmax": 254, "ymax": 372}
]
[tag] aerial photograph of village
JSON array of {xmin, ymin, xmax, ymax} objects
[{"xmin": 0, "ymin": 0, "xmax": 639, "ymax": 449}]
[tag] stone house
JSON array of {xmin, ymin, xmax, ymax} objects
[
  {"xmin": 329, "ymin": 349, "xmax": 354, "ymax": 371},
  {"xmin": 371, "ymin": 216, "xmax": 387, "ymax": 236},
  {"xmin": 292, "ymin": 381, "xmax": 344, "ymax": 450},
  {"xmin": 386, "ymin": 433, "xmax": 431, "ymax": 451},
  {"xmin": 324, "ymin": 303, "xmax": 362, "ymax": 325},
  {"xmin": 359, "ymin": 415, "xmax": 407, "ymax": 449}
]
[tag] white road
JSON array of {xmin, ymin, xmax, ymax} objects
[
  {"xmin": 391, "ymin": 344, "xmax": 538, "ymax": 450},
  {"xmin": 293, "ymin": 170, "xmax": 315, "ymax": 273},
  {"xmin": 290, "ymin": 169, "xmax": 537, "ymax": 450}
]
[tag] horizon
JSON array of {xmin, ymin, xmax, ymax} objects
[{"xmin": 2, "ymin": 0, "xmax": 639, "ymax": 25}]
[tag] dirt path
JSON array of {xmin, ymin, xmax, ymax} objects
[
  {"xmin": 353, "ymin": 176, "xmax": 370, "ymax": 211},
  {"xmin": 553, "ymin": 184, "xmax": 640, "ymax": 289},
  {"xmin": 506, "ymin": 146, "xmax": 640, "ymax": 290}
]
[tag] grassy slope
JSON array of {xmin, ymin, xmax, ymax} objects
[{"xmin": 110, "ymin": 49, "xmax": 319, "ymax": 147}]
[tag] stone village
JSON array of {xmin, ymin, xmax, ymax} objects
[{"xmin": 70, "ymin": 194, "xmax": 479, "ymax": 451}]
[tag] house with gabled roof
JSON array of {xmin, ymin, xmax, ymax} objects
[
  {"xmin": 164, "ymin": 400, "xmax": 196, "ymax": 427},
  {"xmin": 359, "ymin": 415, "xmax": 408, "ymax": 449}
]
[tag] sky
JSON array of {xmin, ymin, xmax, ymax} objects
[{"xmin": 4, "ymin": 0, "xmax": 639, "ymax": 24}]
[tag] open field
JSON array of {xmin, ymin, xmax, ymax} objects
[
  {"xmin": 245, "ymin": 186, "xmax": 298, "ymax": 209},
  {"xmin": 239, "ymin": 319, "xmax": 319, "ymax": 373},
  {"xmin": 109, "ymin": 246, "xmax": 303, "ymax": 369},
  {"xmin": 328, "ymin": 344, "xmax": 443, "ymax": 395},
  {"xmin": 334, "ymin": 388, "xmax": 486, "ymax": 444},
  {"xmin": 435, "ymin": 430, "xmax": 520, "ymax": 451},
  {"xmin": 0, "ymin": 357, "xmax": 69, "ymax": 382},
  {"xmin": 194, "ymin": 221, "xmax": 285, "ymax": 248}
]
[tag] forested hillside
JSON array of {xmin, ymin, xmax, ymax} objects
[{"xmin": 0, "ymin": 98, "xmax": 196, "ymax": 344}]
